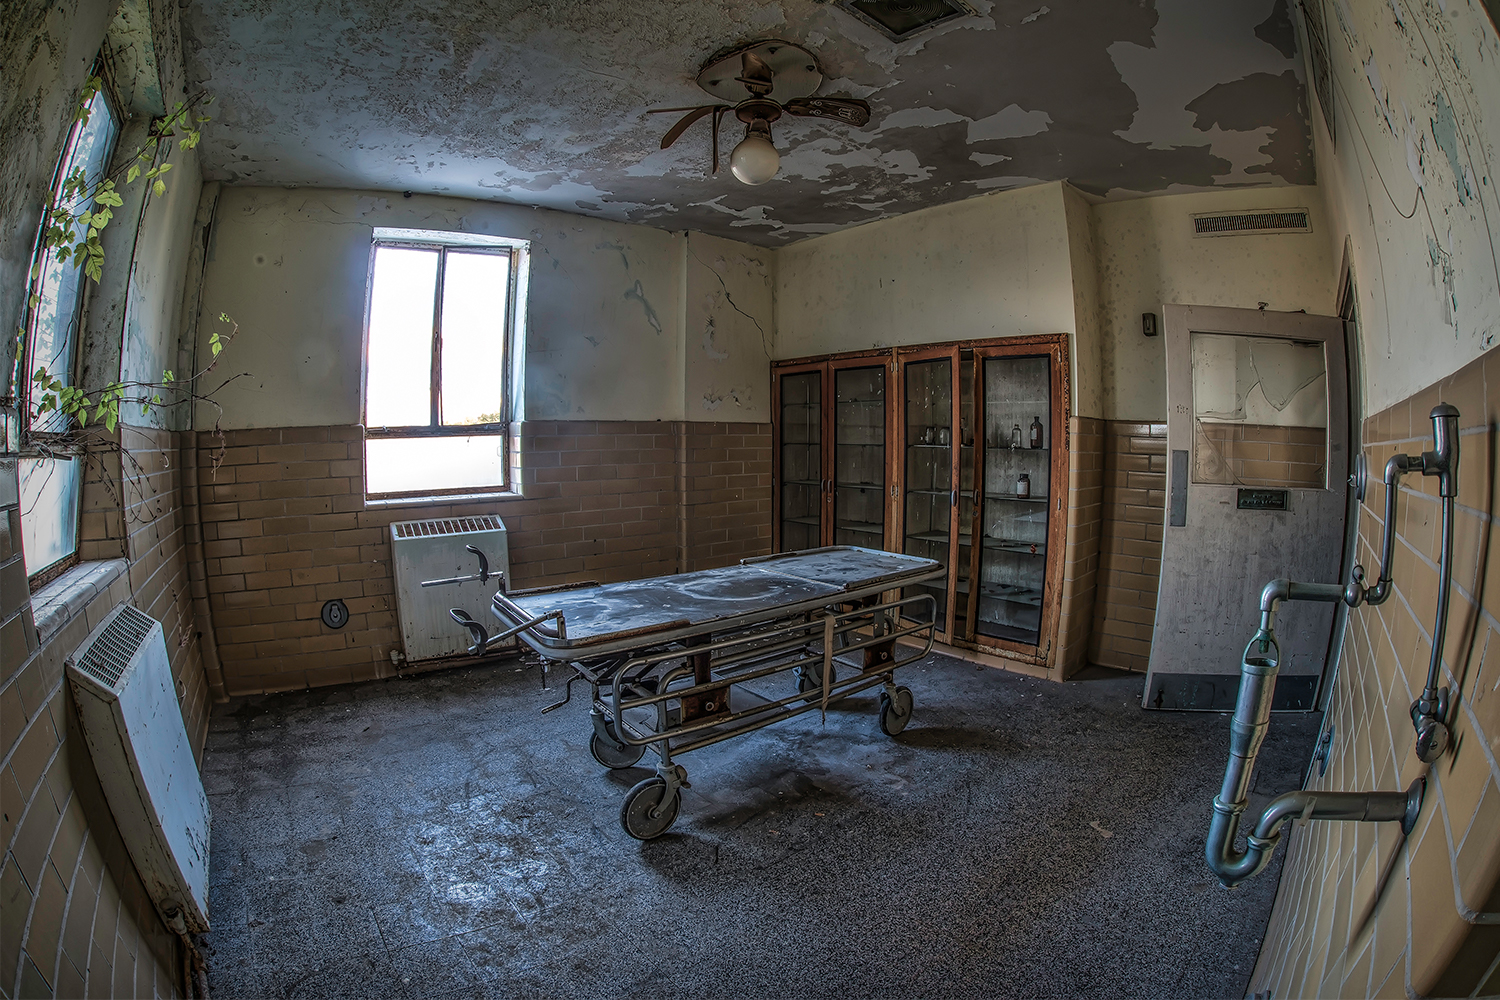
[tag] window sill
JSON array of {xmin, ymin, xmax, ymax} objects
[
  {"xmin": 31, "ymin": 558, "xmax": 129, "ymax": 646},
  {"xmin": 364, "ymin": 490, "xmax": 524, "ymax": 510}
]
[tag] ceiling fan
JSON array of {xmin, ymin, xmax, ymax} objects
[{"xmin": 649, "ymin": 40, "xmax": 872, "ymax": 186}]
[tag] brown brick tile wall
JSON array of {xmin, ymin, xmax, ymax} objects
[
  {"xmin": 192, "ymin": 420, "xmax": 772, "ymax": 696},
  {"xmin": 1250, "ymin": 351, "xmax": 1500, "ymax": 999},
  {"xmin": 1056, "ymin": 416, "xmax": 1103, "ymax": 679},
  {"xmin": 681, "ymin": 422, "xmax": 773, "ymax": 571},
  {"xmin": 1195, "ymin": 421, "xmax": 1327, "ymax": 488},
  {"xmin": 1087, "ymin": 421, "xmax": 1166, "ymax": 673},
  {"xmin": 2, "ymin": 467, "xmax": 183, "ymax": 999}
]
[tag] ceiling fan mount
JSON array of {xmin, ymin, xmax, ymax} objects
[{"xmin": 648, "ymin": 39, "xmax": 873, "ymax": 186}]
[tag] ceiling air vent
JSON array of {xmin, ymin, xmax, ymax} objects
[
  {"xmin": 835, "ymin": 0, "xmax": 977, "ymax": 41},
  {"xmin": 1192, "ymin": 209, "xmax": 1312, "ymax": 237}
]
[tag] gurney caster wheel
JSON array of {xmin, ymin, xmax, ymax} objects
[
  {"xmin": 879, "ymin": 686, "xmax": 914, "ymax": 736},
  {"xmin": 620, "ymin": 776, "xmax": 680, "ymax": 840},
  {"xmin": 796, "ymin": 664, "xmax": 836, "ymax": 703},
  {"xmin": 590, "ymin": 728, "xmax": 646, "ymax": 769}
]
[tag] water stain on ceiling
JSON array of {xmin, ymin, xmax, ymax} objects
[{"xmin": 182, "ymin": 0, "xmax": 1313, "ymax": 245}]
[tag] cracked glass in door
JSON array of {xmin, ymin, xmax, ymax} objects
[
  {"xmin": 834, "ymin": 366, "xmax": 885, "ymax": 547},
  {"xmin": 779, "ymin": 371, "xmax": 822, "ymax": 551},
  {"xmin": 977, "ymin": 356, "xmax": 1051, "ymax": 645},
  {"xmin": 902, "ymin": 357, "xmax": 953, "ymax": 624}
]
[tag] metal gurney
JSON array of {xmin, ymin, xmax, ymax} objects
[{"xmin": 446, "ymin": 546, "xmax": 943, "ymax": 839}]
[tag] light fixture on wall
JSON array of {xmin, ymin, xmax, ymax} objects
[{"xmin": 648, "ymin": 40, "xmax": 871, "ymax": 186}]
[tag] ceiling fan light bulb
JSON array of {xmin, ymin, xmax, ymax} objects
[{"xmin": 730, "ymin": 135, "xmax": 779, "ymax": 185}]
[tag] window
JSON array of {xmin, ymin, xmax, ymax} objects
[
  {"xmin": 362, "ymin": 229, "xmax": 528, "ymax": 500},
  {"xmin": 18, "ymin": 81, "xmax": 119, "ymax": 582}
]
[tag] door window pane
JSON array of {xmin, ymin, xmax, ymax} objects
[
  {"xmin": 365, "ymin": 247, "xmax": 438, "ymax": 427},
  {"xmin": 902, "ymin": 358, "xmax": 951, "ymax": 624},
  {"xmin": 1190, "ymin": 333, "xmax": 1328, "ymax": 488},
  {"xmin": 440, "ymin": 250, "xmax": 510, "ymax": 426},
  {"xmin": 779, "ymin": 372, "xmax": 821, "ymax": 551},
  {"xmin": 977, "ymin": 356, "xmax": 1049, "ymax": 645},
  {"xmin": 834, "ymin": 366, "xmax": 884, "ymax": 547}
]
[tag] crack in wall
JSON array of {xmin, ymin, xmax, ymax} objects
[{"xmin": 690, "ymin": 246, "xmax": 771, "ymax": 359}]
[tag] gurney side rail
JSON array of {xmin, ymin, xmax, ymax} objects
[{"xmin": 606, "ymin": 594, "xmax": 937, "ymax": 751}]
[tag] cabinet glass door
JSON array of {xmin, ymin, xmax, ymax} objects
[
  {"xmin": 779, "ymin": 370, "xmax": 823, "ymax": 551},
  {"xmin": 833, "ymin": 365, "xmax": 886, "ymax": 547},
  {"xmin": 901, "ymin": 357, "xmax": 953, "ymax": 624},
  {"xmin": 977, "ymin": 355, "xmax": 1051, "ymax": 645}
]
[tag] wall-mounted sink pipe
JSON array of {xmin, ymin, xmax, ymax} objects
[
  {"xmin": 1207, "ymin": 621, "xmax": 1425, "ymax": 887},
  {"xmin": 1206, "ymin": 403, "xmax": 1459, "ymax": 886}
]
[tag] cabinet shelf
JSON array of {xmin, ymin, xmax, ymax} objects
[
  {"xmin": 906, "ymin": 531, "xmax": 952, "ymax": 543},
  {"xmin": 986, "ymin": 446, "xmax": 1049, "ymax": 454},
  {"xmin": 837, "ymin": 398, "xmax": 884, "ymax": 405},
  {"xmin": 986, "ymin": 494, "xmax": 1049, "ymax": 503},
  {"xmin": 983, "ymin": 538, "xmax": 1046, "ymax": 555},
  {"xmin": 783, "ymin": 479, "xmax": 820, "ymax": 487},
  {"xmin": 836, "ymin": 520, "xmax": 883, "ymax": 535},
  {"xmin": 837, "ymin": 482, "xmax": 883, "ymax": 491},
  {"xmin": 783, "ymin": 516, "xmax": 821, "ymax": 527},
  {"xmin": 954, "ymin": 580, "xmax": 1043, "ymax": 607}
]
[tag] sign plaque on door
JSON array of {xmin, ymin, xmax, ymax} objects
[{"xmin": 1236, "ymin": 489, "xmax": 1289, "ymax": 511}]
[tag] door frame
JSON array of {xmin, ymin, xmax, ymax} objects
[
  {"xmin": 969, "ymin": 335, "xmax": 1071, "ymax": 665},
  {"xmin": 894, "ymin": 343, "xmax": 963, "ymax": 641},
  {"xmin": 770, "ymin": 359, "xmax": 832, "ymax": 552}
]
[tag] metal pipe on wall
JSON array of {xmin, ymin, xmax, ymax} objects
[{"xmin": 1206, "ymin": 404, "xmax": 1460, "ymax": 886}]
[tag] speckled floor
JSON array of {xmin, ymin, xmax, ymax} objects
[{"xmin": 199, "ymin": 652, "xmax": 1319, "ymax": 999}]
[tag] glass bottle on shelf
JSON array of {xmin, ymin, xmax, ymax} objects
[
  {"xmin": 1030, "ymin": 416, "xmax": 1044, "ymax": 449},
  {"xmin": 1016, "ymin": 472, "xmax": 1030, "ymax": 498},
  {"xmin": 1010, "ymin": 423, "xmax": 1022, "ymax": 449}
]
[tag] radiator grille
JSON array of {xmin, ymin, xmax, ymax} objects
[
  {"xmin": 1193, "ymin": 210, "xmax": 1311, "ymax": 236},
  {"xmin": 75, "ymin": 605, "xmax": 155, "ymax": 690},
  {"xmin": 392, "ymin": 515, "xmax": 506, "ymax": 539}
]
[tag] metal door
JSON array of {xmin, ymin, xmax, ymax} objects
[{"xmin": 1144, "ymin": 305, "xmax": 1348, "ymax": 711}]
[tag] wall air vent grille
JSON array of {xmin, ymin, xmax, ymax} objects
[
  {"xmin": 835, "ymin": 0, "xmax": 976, "ymax": 41},
  {"xmin": 1193, "ymin": 210, "xmax": 1311, "ymax": 237},
  {"xmin": 392, "ymin": 515, "xmax": 506, "ymax": 539},
  {"xmin": 75, "ymin": 604, "xmax": 154, "ymax": 690}
]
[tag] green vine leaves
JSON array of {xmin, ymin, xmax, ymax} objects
[{"xmin": 22, "ymin": 79, "xmax": 226, "ymax": 437}]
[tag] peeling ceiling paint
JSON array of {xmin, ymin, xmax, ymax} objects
[{"xmin": 182, "ymin": 0, "xmax": 1314, "ymax": 246}]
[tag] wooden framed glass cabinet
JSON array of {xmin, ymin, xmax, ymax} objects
[
  {"xmin": 771, "ymin": 350, "xmax": 895, "ymax": 551},
  {"xmin": 773, "ymin": 335, "xmax": 1069, "ymax": 665}
]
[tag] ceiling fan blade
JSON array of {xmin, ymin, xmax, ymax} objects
[
  {"xmin": 783, "ymin": 97, "xmax": 872, "ymax": 127},
  {"xmin": 647, "ymin": 106, "xmax": 718, "ymax": 113},
  {"xmin": 660, "ymin": 105, "xmax": 726, "ymax": 149}
]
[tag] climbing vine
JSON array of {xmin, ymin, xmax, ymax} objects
[{"xmin": 16, "ymin": 79, "xmax": 230, "ymax": 438}]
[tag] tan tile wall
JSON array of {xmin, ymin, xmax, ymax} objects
[
  {"xmin": 1056, "ymin": 416, "xmax": 1103, "ymax": 679},
  {"xmin": 1, "ymin": 468, "xmax": 183, "ymax": 1000},
  {"xmin": 1088, "ymin": 421, "xmax": 1166, "ymax": 672},
  {"xmin": 192, "ymin": 420, "xmax": 772, "ymax": 696},
  {"xmin": 1195, "ymin": 421, "xmax": 1327, "ymax": 488},
  {"xmin": 1250, "ymin": 350, "xmax": 1500, "ymax": 998}
]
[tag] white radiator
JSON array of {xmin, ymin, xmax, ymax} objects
[
  {"xmin": 391, "ymin": 515, "xmax": 511, "ymax": 661},
  {"xmin": 66, "ymin": 604, "xmax": 210, "ymax": 933}
]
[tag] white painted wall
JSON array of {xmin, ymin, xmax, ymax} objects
[
  {"xmin": 774, "ymin": 182, "xmax": 1100, "ymax": 414},
  {"xmin": 1302, "ymin": 3, "xmax": 1500, "ymax": 415},
  {"xmin": 684, "ymin": 231, "xmax": 775, "ymax": 420},
  {"xmin": 1092, "ymin": 185, "xmax": 1337, "ymax": 422},
  {"xmin": 193, "ymin": 188, "xmax": 773, "ymax": 428}
]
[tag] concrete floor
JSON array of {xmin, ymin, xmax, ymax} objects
[{"xmin": 199, "ymin": 651, "xmax": 1320, "ymax": 999}]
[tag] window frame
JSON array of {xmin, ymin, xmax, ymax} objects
[
  {"xmin": 17, "ymin": 68, "xmax": 122, "ymax": 586},
  {"xmin": 361, "ymin": 229, "xmax": 529, "ymax": 502}
]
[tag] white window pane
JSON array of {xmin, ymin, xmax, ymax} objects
[
  {"xmin": 440, "ymin": 251, "xmax": 509, "ymax": 426},
  {"xmin": 29, "ymin": 89, "xmax": 118, "ymax": 435},
  {"xmin": 366, "ymin": 247, "xmax": 438, "ymax": 427},
  {"xmin": 365, "ymin": 435, "xmax": 506, "ymax": 495},
  {"xmin": 19, "ymin": 456, "xmax": 81, "ymax": 573}
]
